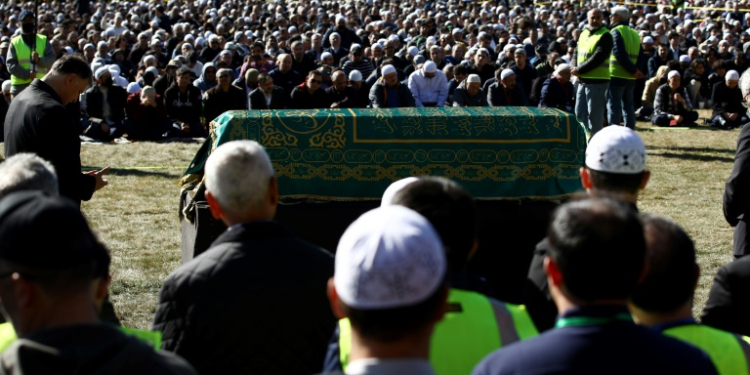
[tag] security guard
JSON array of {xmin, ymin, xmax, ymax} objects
[
  {"xmin": 630, "ymin": 215, "xmax": 750, "ymax": 375},
  {"xmin": 7, "ymin": 10, "xmax": 55, "ymax": 97},
  {"xmin": 607, "ymin": 6, "xmax": 645, "ymax": 129},
  {"xmin": 572, "ymin": 8, "xmax": 613, "ymax": 135},
  {"xmin": 338, "ymin": 289, "xmax": 539, "ymax": 375}
]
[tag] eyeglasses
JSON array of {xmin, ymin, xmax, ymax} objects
[{"xmin": 311, "ymin": 79, "xmax": 322, "ymax": 84}]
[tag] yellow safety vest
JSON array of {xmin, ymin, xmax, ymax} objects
[
  {"xmin": 663, "ymin": 324, "xmax": 750, "ymax": 375},
  {"xmin": 338, "ymin": 288, "xmax": 539, "ymax": 375},
  {"xmin": 610, "ymin": 25, "xmax": 641, "ymax": 80},
  {"xmin": 10, "ymin": 34, "xmax": 47, "ymax": 86},
  {"xmin": 577, "ymin": 27, "xmax": 611, "ymax": 80},
  {"xmin": 0, "ymin": 322, "xmax": 163, "ymax": 352}
]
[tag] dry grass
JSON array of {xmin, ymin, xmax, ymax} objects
[{"xmin": 0, "ymin": 109, "xmax": 742, "ymax": 327}]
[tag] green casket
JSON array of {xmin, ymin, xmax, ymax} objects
[{"xmin": 182, "ymin": 106, "xmax": 586, "ymax": 200}]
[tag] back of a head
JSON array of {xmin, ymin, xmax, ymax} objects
[
  {"xmin": 547, "ymin": 197, "xmax": 646, "ymax": 302},
  {"xmin": 631, "ymin": 214, "xmax": 697, "ymax": 313},
  {"xmin": 335, "ymin": 206, "xmax": 447, "ymax": 342},
  {"xmin": 391, "ymin": 177, "xmax": 478, "ymax": 273},
  {"xmin": 0, "ymin": 154, "xmax": 58, "ymax": 200},
  {"xmin": 204, "ymin": 140, "xmax": 275, "ymax": 217},
  {"xmin": 49, "ymin": 53, "xmax": 93, "ymax": 81}
]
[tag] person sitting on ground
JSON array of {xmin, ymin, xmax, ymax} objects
[
  {"xmin": 539, "ymin": 64, "xmax": 575, "ymax": 113},
  {"xmin": 0, "ymin": 192, "xmax": 197, "ymax": 374},
  {"xmin": 324, "ymin": 205, "xmax": 448, "ymax": 375},
  {"xmin": 709, "ymin": 70, "xmax": 748, "ymax": 129},
  {"xmin": 631, "ymin": 214, "xmax": 750, "ymax": 375},
  {"xmin": 83, "ymin": 66, "xmax": 128, "ymax": 141},
  {"xmin": 652, "ymin": 71, "xmax": 699, "ymax": 126},
  {"xmin": 125, "ymin": 86, "xmax": 172, "ymax": 140},
  {"xmin": 452, "ymin": 74, "xmax": 488, "ymax": 107},
  {"xmin": 164, "ymin": 67, "xmax": 204, "ymax": 137},
  {"xmin": 153, "ymin": 140, "xmax": 336, "ymax": 374},
  {"xmin": 347, "ymin": 70, "xmax": 369, "ymax": 108},
  {"xmin": 192, "ymin": 63, "xmax": 217, "ymax": 95},
  {"xmin": 488, "ymin": 69, "xmax": 529, "ymax": 106},
  {"xmin": 370, "ymin": 64, "xmax": 415, "ymax": 108},
  {"xmin": 234, "ymin": 68, "xmax": 259, "ymax": 106},
  {"xmin": 326, "ymin": 70, "xmax": 357, "ymax": 108},
  {"xmin": 249, "ymin": 73, "xmax": 286, "ymax": 110},
  {"xmin": 203, "ymin": 68, "xmax": 246, "ymax": 122},
  {"xmin": 290, "ymin": 70, "xmax": 329, "ymax": 109},
  {"xmin": 447, "ymin": 64, "xmax": 468, "ymax": 105},
  {"xmin": 638, "ymin": 65, "xmax": 670, "ymax": 120},
  {"xmin": 268, "ymin": 53, "xmax": 303, "ymax": 100},
  {"xmin": 473, "ymin": 198, "xmax": 718, "ymax": 375},
  {"xmin": 408, "ymin": 60, "xmax": 449, "ymax": 108},
  {"xmin": 525, "ymin": 126, "xmax": 650, "ymax": 332}
]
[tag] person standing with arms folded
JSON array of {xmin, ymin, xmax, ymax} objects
[
  {"xmin": 573, "ymin": 9, "xmax": 612, "ymax": 135},
  {"xmin": 7, "ymin": 10, "xmax": 55, "ymax": 98},
  {"xmin": 608, "ymin": 6, "xmax": 645, "ymax": 130}
]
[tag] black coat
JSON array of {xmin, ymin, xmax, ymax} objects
[
  {"xmin": 249, "ymin": 86, "xmax": 287, "ymax": 110},
  {"xmin": 290, "ymin": 83, "xmax": 328, "ymax": 109},
  {"xmin": 165, "ymin": 84, "xmax": 203, "ymax": 126},
  {"xmin": 203, "ymin": 85, "xmax": 247, "ymax": 122},
  {"xmin": 723, "ymin": 123, "xmax": 750, "ymax": 257},
  {"xmin": 325, "ymin": 85, "xmax": 358, "ymax": 108},
  {"xmin": 702, "ymin": 254, "xmax": 750, "ymax": 336},
  {"xmin": 269, "ymin": 69, "xmax": 303, "ymax": 99},
  {"xmin": 153, "ymin": 221, "xmax": 336, "ymax": 375},
  {"xmin": 84, "ymin": 85, "xmax": 128, "ymax": 123},
  {"xmin": 539, "ymin": 77, "xmax": 575, "ymax": 112},
  {"xmin": 4, "ymin": 79, "xmax": 95, "ymax": 206},
  {"xmin": 487, "ymin": 82, "xmax": 529, "ymax": 106}
]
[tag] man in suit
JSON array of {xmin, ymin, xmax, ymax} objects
[
  {"xmin": 249, "ymin": 73, "xmax": 286, "ymax": 110},
  {"xmin": 153, "ymin": 140, "xmax": 336, "ymax": 374}
]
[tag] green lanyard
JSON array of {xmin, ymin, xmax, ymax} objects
[{"xmin": 555, "ymin": 313, "xmax": 633, "ymax": 329}]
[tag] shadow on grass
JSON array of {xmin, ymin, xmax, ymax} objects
[
  {"xmin": 649, "ymin": 151, "xmax": 735, "ymax": 163},
  {"xmin": 649, "ymin": 146, "xmax": 736, "ymax": 155},
  {"xmin": 82, "ymin": 166, "xmax": 179, "ymax": 178}
]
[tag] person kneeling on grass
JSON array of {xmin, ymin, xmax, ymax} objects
[
  {"xmin": 125, "ymin": 86, "xmax": 173, "ymax": 141},
  {"xmin": 709, "ymin": 70, "xmax": 749, "ymax": 129},
  {"xmin": 652, "ymin": 70, "xmax": 699, "ymax": 127}
]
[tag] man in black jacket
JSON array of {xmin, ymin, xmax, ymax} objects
[
  {"xmin": 203, "ymin": 69, "xmax": 246, "ymax": 122},
  {"xmin": 4, "ymin": 54, "xmax": 108, "ymax": 207},
  {"xmin": 249, "ymin": 73, "xmax": 286, "ymax": 110},
  {"xmin": 153, "ymin": 140, "xmax": 335, "ymax": 375},
  {"xmin": 165, "ymin": 68, "xmax": 204, "ymax": 137},
  {"xmin": 709, "ymin": 70, "xmax": 748, "ymax": 129},
  {"xmin": 84, "ymin": 66, "xmax": 128, "ymax": 141},
  {"xmin": 326, "ymin": 70, "xmax": 357, "ymax": 108}
]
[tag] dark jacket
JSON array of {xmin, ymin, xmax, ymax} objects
[
  {"xmin": 269, "ymin": 68, "xmax": 303, "ymax": 99},
  {"xmin": 292, "ymin": 54, "xmax": 318, "ymax": 78},
  {"xmin": 723, "ymin": 122, "xmax": 750, "ymax": 257},
  {"xmin": 322, "ymin": 27, "xmax": 362, "ymax": 50},
  {"xmin": 325, "ymin": 85, "xmax": 358, "ymax": 108},
  {"xmin": 153, "ymin": 221, "xmax": 336, "ymax": 375},
  {"xmin": 610, "ymin": 22, "xmax": 645, "ymax": 86},
  {"xmin": 711, "ymin": 81, "xmax": 744, "ymax": 117},
  {"xmin": 539, "ymin": 77, "xmax": 575, "ymax": 112},
  {"xmin": 653, "ymin": 83, "xmax": 693, "ymax": 116},
  {"xmin": 575, "ymin": 26, "xmax": 613, "ymax": 84},
  {"xmin": 4, "ymin": 79, "xmax": 95, "ymax": 206},
  {"xmin": 452, "ymin": 80, "xmax": 488, "ymax": 107},
  {"xmin": 648, "ymin": 54, "xmax": 673, "ymax": 79},
  {"xmin": 165, "ymin": 84, "xmax": 203, "ymax": 126},
  {"xmin": 323, "ymin": 46, "xmax": 349, "ymax": 67},
  {"xmin": 84, "ymin": 84, "xmax": 128, "ymax": 123},
  {"xmin": 702, "ymin": 254, "xmax": 750, "ymax": 334},
  {"xmin": 249, "ymin": 86, "xmax": 287, "ymax": 110},
  {"xmin": 290, "ymin": 83, "xmax": 329, "ymax": 109},
  {"xmin": 368, "ymin": 78, "xmax": 415, "ymax": 108},
  {"xmin": 511, "ymin": 64, "xmax": 537, "ymax": 98},
  {"xmin": 203, "ymin": 85, "xmax": 247, "ymax": 122},
  {"xmin": 487, "ymin": 82, "xmax": 529, "ymax": 106},
  {"xmin": 154, "ymin": 73, "xmax": 176, "ymax": 98},
  {"xmin": 0, "ymin": 325, "xmax": 196, "ymax": 375}
]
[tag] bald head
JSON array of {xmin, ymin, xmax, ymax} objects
[{"xmin": 588, "ymin": 9, "xmax": 603, "ymax": 29}]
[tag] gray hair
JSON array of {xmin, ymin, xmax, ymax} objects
[
  {"xmin": 741, "ymin": 69, "xmax": 750, "ymax": 102},
  {"xmin": 204, "ymin": 141, "xmax": 275, "ymax": 217},
  {"xmin": 0, "ymin": 154, "xmax": 58, "ymax": 199},
  {"xmin": 612, "ymin": 6, "xmax": 629, "ymax": 21}
]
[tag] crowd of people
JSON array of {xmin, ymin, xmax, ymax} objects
[{"xmin": 4, "ymin": 0, "xmax": 750, "ymax": 374}]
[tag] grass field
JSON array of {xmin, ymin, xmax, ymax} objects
[{"xmin": 0, "ymin": 109, "xmax": 741, "ymax": 328}]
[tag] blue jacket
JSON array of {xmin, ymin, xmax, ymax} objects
[{"xmin": 539, "ymin": 78, "xmax": 574, "ymax": 113}]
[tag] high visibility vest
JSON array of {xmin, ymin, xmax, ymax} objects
[
  {"xmin": 609, "ymin": 25, "xmax": 641, "ymax": 80},
  {"xmin": 577, "ymin": 27, "xmax": 611, "ymax": 80},
  {"xmin": 663, "ymin": 324, "xmax": 750, "ymax": 375},
  {"xmin": 338, "ymin": 288, "xmax": 539, "ymax": 375},
  {"xmin": 10, "ymin": 34, "xmax": 47, "ymax": 86},
  {"xmin": 0, "ymin": 322, "xmax": 163, "ymax": 352}
]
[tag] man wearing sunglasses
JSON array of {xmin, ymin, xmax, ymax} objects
[{"xmin": 290, "ymin": 70, "xmax": 328, "ymax": 109}]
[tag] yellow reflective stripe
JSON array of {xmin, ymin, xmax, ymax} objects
[
  {"xmin": 504, "ymin": 303, "xmax": 539, "ymax": 340},
  {"xmin": 0, "ymin": 323, "xmax": 17, "ymax": 353},
  {"xmin": 339, "ymin": 319, "xmax": 352, "ymax": 372},
  {"xmin": 120, "ymin": 327, "xmax": 162, "ymax": 350}
]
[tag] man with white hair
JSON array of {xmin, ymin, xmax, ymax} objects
[
  {"xmin": 153, "ymin": 140, "xmax": 335, "ymax": 375},
  {"xmin": 0, "ymin": 153, "xmax": 57, "ymax": 200},
  {"xmin": 652, "ymin": 71, "xmax": 699, "ymax": 126},
  {"xmin": 608, "ymin": 6, "xmax": 645, "ymax": 130},
  {"xmin": 572, "ymin": 8, "xmax": 612, "ymax": 135},
  {"xmin": 408, "ymin": 60, "xmax": 449, "ymax": 107},
  {"xmin": 709, "ymin": 69, "xmax": 748, "ymax": 129},
  {"xmin": 324, "ymin": 32, "xmax": 349, "ymax": 67},
  {"xmin": 83, "ymin": 66, "xmax": 128, "ymax": 141},
  {"xmin": 488, "ymin": 69, "xmax": 529, "ymax": 106},
  {"xmin": 540, "ymin": 64, "xmax": 575, "ymax": 112},
  {"xmin": 452, "ymin": 74, "xmax": 488, "ymax": 107}
]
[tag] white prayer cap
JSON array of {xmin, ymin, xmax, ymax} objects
[
  {"xmin": 467, "ymin": 74, "xmax": 481, "ymax": 83},
  {"xmin": 381, "ymin": 177, "xmax": 420, "ymax": 206},
  {"xmin": 667, "ymin": 70, "xmax": 680, "ymax": 79},
  {"xmin": 381, "ymin": 64, "xmax": 397, "ymax": 76},
  {"xmin": 424, "ymin": 61, "xmax": 437, "ymax": 73},
  {"xmin": 334, "ymin": 206, "xmax": 446, "ymax": 309},
  {"xmin": 321, "ymin": 52, "xmax": 333, "ymax": 60},
  {"xmin": 643, "ymin": 36, "xmax": 654, "ymax": 44},
  {"xmin": 679, "ymin": 55, "xmax": 691, "ymax": 63},
  {"xmin": 94, "ymin": 66, "xmax": 110, "ymax": 79},
  {"xmin": 500, "ymin": 69, "xmax": 515, "ymax": 80},
  {"xmin": 726, "ymin": 69, "xmax": 740, "ymax": 81},
  {"xmin": 554, "ymin": 63, "xmax": 571, "ymax": 76},
  {"xmin": 108, "ymin": 64, "xmax": 121, "ymax": 75},
  {"xmin": 408, "ymin": 46, "xmax": 420, "ymax": 57},
  {"xmin": 184, "ymin": 34, "xmax": 195, "ymax": 41},
  {"xmin": 97, "ymin": 41, "xmax": 108, "ymax": 49},
  {"xmin": 349, "ymin": 70, "xmax": 363, "ymax": 82},
  {"xmin": 1, "ymin": 80, "xmax": 11, "ymax": 93},
  {"xmin": 83, "ymin": 43, "xmax": 95, "ymax": 51},
  {"xmin": 372, "ymin": 43, "xmax": 383, "ymax": 50},
  {"xmin": 388, "ymin": 34, "xmax": 400, "ymax": 42},
  {"xmin": 127, "ymin": 82, "xmax": 142, "ymax": 94},
  {"xmin": 585, "ymin": 126, "xmax": 646, "ymax": 174},
  {"xmin": 452, "ymin": 28, "xmax": 463, "ymax": 35}
]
